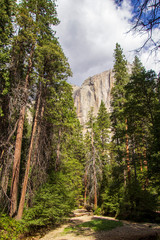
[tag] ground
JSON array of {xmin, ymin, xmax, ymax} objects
[{"xmin": 38, "ymin": 214, "xmax": 160, "ymax": 240}]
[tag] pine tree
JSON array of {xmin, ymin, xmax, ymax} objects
[
  {"xmin": 16, "ymin": 38, "xmax": 71, "ymax": 219},
  {"xmin": 0, "ymin": 0, "xmax": 15, "ymax": 208},
  {"xmin": 10, "ymin": 0, "xmax": 65, "ymax": 218},
  {"xmin": 23, "ymin": 83, "xmax": 84, "ymax": 225},
  {"xmin": 111, "ymin": 43, "xmax": 130, "ymax": 183},
  {"xmin": 84, "ymin": 108, "xmax": 101, "ymax": 209},
  {"xmin": 95, "ymin": 101, "xmax": 111, "ymax": 209},
  {"xmin": 0, "ymin": 0, "xmax": 14, "ymax": 116},
  {"xmin": 97, "ymin": 101, "xmax": 110, "ymax": 155},
  {"xmin": 125, "ymin": 56, "xmax": 159, "ymax": 188},
  {"xmin": 9, "ymin": 1, "xmax": 37, "ymax": 217}
]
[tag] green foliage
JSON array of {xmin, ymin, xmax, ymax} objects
[
  {"xmin": 23, "ymin": 172, "xmax": 79, "ymax": 227},
  {"xmin": 125, "ymin": 56, "xmax": 160, "ymax": 188},
  {"xmin": 84, "ymin": 103, "xmax": 111, "ymax": 207},
  {"xmin": 117, "ymin": 180, "xmax": 158, "ymax": 222},
  {"xmin": 101, "ymin": 174, "xmax": 124, "ymax": 216},
  {"xmin": 96, "ymin": 101, "xmax": 110, "ymax": 151},
  {"xmin": 0, "ymin": 214, "xmax": 25, "ymax": 240},
  {"xmin": 0, "ymin": 0, "xmax": 14, "ymax": 124},
  {"xmin": 111, "ymin": 43, "xmax": 129, "ymax": 164},
  {"xmin": 94, "ymin": 207, "xmax": 103, "ymax": 215}
]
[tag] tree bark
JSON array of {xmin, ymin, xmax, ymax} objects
[
  {"xmin": 84, "ymin": 168, "xmax": 87, "ymax": 205},
  {"xmin": 1, "ymin": 155, "xmax": 12, "ymax": 196},
  {"xmin": 143, "ymin": 144, "xmax": 149, "ymax": 187},
  {"xmin": 132, "ymin": 140, "xmax": 137, "ymax": 181},
  {"xmin": 125, "ymin": 119, "xmax": 130, "ymax": 181},
  {"xmin": 92, "ymin": 129, "xmax": 97, "ymax": 210},
  {"xmin": 16, "ymin": 91, "xmax": 41, "ymax": 220},
  {"xmin": 10, "ymin": 105, "xmax": 25, "ymax": 217},
  {"xmin": 93, "ymin": 156, "xmax": 97, "ymax": 210},
  {"xmin": 10, "ymin": 49, "xmax": 34, "ymax": 217},
  {"xmin": 32, "ymin": 103, "xmax": 44, "ymax": 167},
  {"xmin": 55, "ymin": 128, "xmax": 61, "ymax": 171}
]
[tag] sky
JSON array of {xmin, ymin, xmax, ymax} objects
[{"xmin": 55, "ymin": 0, "xmax": 160, "ymax": 86}]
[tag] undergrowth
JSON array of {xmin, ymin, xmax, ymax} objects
[{"xmin": 0, "ymin": 214, "xmax": 26, "ymax": 240}]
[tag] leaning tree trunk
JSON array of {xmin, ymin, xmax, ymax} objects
[
  {"xmin": 26, "ymin": 101, "xmax": 44, "ymax": 208},
  {"xmin": 32, "ymin": 103, "xmax": 44, "ymax": 167},
  {"xmin": 10, "ymin": 50, "xmax": 34, "ymax": 217},
  {"xmin": 16, "ymin": 91, "xmax": 41, "ymax": 220},
  {"xmin": 10, "ymin": 105, "xmax": 26, "ymax": 217}
]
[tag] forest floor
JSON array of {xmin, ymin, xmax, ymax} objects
[{"xmin": 28, "ymin": 213, "xmax": 160, "ymax": 240}]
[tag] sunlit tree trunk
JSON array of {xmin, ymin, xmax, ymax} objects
[
  {"xmin": 16, "ymin": 90, "xmax": 41, "ymax": 220},
  {"xmin": 10, "ymin": 48, "xmax": 34, "ymax": 217},
  {"xmin": 32, "ymin": 103, "xmax": 44, "ymax": 167},
  {"xmin": 10, "ymin": 105, "xmax": 25, "ymax": 217}
]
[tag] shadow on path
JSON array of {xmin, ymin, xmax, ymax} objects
[{"xmin": 65, "ymin": 216, "xmax": 160, "ymax": 240}]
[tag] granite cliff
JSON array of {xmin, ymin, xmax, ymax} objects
[{"xmin": 72, "ymin": 69, "xmax": 115, "ymax": 126}]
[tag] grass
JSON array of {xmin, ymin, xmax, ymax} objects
[{"xmin": 64, "ymin": 218, "xmax": 123, "ymax": 234}]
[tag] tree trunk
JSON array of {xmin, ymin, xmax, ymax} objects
[
  {"xmin": 132, "ymin": 140, "xmax": 137, "ymax": 181},
  {"xmin": 32, "ymin": 103, "xmax": 44, "ymax": 167},
  {"xmin": 16, "ymin": 91, "xmax": 41, "ymax": 220},
  {"xmin": 10, "ymin": 47, "xmax": 34, "ymax": 217},
  {"xmin": 1, "ymin": 155, "xmax": 12, "ymax": 195},
  {"xmin": 55, "ymin": 128, "xmax": 61, "ymax": 171},
  {"xmin": 92, "ymin": 129, "xmax": 97, "ymax": 210},
  {"xmin": 143, "ymin": 145, "xmax": 149, "ymax": 187},
  {"xmin": 10, "ymin": 105, "xmax": 25, "ymax": 217},
  {"xmin": 93, "ymin": 158, "xmax": 97, "ymax": 210},
  {"xmin": 26, "ymin": 102, "xmax": 44, "ymax": 208},
  {"xmin": 125, "ymin": 119, "xmax": 130, "ymax": 181},
  {"xmin": 84, "ymin": 168, "xmax": 87, "ymax": 205}
]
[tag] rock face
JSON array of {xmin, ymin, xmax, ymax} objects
[{"xmin": 72, "ymin": 69, "xmax": 114, "ymax": 126}]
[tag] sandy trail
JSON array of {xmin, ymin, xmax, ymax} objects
[{"xmin": 40, "ymin": 215, "xmax": 160, "ymax": 240}]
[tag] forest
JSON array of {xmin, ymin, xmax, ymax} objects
[{"xmin": 0, "ymin": 0, "xmax": 160, "ymax": 239}]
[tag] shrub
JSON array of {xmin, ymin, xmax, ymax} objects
[
  {"xmin": 116, "ymin": 181, "xmax": 158, "ymax": 222},
  {"xmin": 0, "ymin": 214, "xmax": 25, "ymax": 240},
  {"xmin": 23, "ymin": 172, "xmax": 77, "ymax": 227}
]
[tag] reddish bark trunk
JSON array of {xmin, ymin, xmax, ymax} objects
[
  {"xmin": 55, "ymin": 128, "xmax": 61, "ymax": 172},
  {"xmin": 10, "ymin": 48, "xmax": 34, "ymax": 217},
  {"xmin": 32, "ymin": 104, "xmax": 44, "ymax": 166},
  {"xmin": 10, "ymin": 106, "xmax": 25, "ymax": 217},
  {"xmin": 16, "ymin": 91, "xmax": 41, "ymax": 220}
]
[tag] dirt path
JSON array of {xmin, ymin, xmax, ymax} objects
[{"xmin": 40, "ymin": 215, "xmax": 160, "ymax": 240}]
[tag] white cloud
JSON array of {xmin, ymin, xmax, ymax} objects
[{"xmin": 55, "ymin": 0, "xmax": 160, "ymax": 86}]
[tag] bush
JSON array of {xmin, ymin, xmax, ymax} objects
[
  {"xmin": 0, "ymin": 214, "xmax": 25, "ymax": 240},
  {"xmin": 94, "ymin": 207, "xmax": 103, "ymax": 215},
  {"xmin": 116, "ymin": 181, "xmax": 158, "ymax": 222},
  {"xmin": 101, "ymin": 185, "xmax": 124, "ymax": 217},
  {"xmin": 23, "ymin": 172, "xmax": 77, "ymax": 228}
]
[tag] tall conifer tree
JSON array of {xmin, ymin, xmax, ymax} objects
[{"xmin": 111, "ymin": 43, "xmax": 129, "ymax": 183}]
